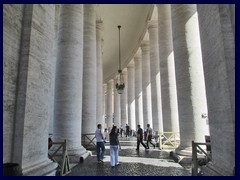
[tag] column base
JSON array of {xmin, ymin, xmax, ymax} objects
[
  {"xmin": 23, "ymin": 159, "xmax": 58, "ymax": 176},
  {"xmin": 68, "ymin": 145, "xmax": 92, "ymax": 163},
  {"xmin": 175, "ymin": 146, "xmax": 192, "ymax": 156}
]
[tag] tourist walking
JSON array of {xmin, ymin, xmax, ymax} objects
[
  {"xmin": 95, "ymin": 124, "xmax": 105, "ymax": 163},
  {"xmin": 146, "ymin": 124, "xmax": 155, "ymax": 149},
  {"xmin": 136, "ymin": 124, "xmax": 147, "ymax": 150}
]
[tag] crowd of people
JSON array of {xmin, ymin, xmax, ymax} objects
[{"xmin": 95, "ymin": 123, "xmax": 157, "ymax": 168}]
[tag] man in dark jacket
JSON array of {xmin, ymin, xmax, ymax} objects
[{"xmin": 136, "ymin": 124, "xmax": 147, "ymax": 150}]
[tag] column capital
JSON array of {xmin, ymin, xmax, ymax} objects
[
  {"xmin": 127, "ymin": 61, "xmax": 134, "ymax": 69},
  {"xmin": 140, "ymin": 40, "xmax": 149, "ymax": 52},
  {"xmin": 134, "ymin": 52, "xmax": 141, "ymax": 61},
  {"xmin": 148, "ymin": 20, "xmax": 158, "ymax": 30},
  {"xmin": 96, "ymin": 20, "xmax": 104, "ymax": 31}
]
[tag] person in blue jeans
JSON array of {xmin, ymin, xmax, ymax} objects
[
  {"xmin": 95, "ymin": 124, "xmax": 105, "ymax": 163},
  {"xmin": 109, "ymin": 126, "xmax": 121, "ymax": 168}
]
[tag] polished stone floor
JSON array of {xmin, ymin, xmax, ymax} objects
[{"xmin": 66, "ymin": 136, "xmax": 191, "ymax": 176}]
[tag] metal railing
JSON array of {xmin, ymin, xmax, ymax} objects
[
  {"xmin": 159, "ymin": 132, "xmax": 180, "ymax": 149},
  {"xmin": 192, "ymin": 141, "xmax": 211, "ymax": 176},
  {"xmin": 48, "ymin": 139, "xmax": 71, "ymax": 176}
]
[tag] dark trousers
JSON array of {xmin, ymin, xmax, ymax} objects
[
  {"xmin": 137, "ymin": 137, "xmax": 147, "ymax": 149},
  {"xmin": 146, "ymin": 135, "xmax": 155, "ymax": 148}
]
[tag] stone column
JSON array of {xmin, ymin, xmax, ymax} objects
[
  {"xmin": 114, "ymin": 77, "xmax": 121, "ymax": 127},
  {"xmin": 103, "ymin": 83, "xmax": 107, "ymax": 129},
  {"xmin": 120, "ymin": 69, "xmax": 128, "ymax": 127},
  {"xmin": 96, "ymin": 20, "xmax": 104, "ymax": 127},
  {"xmin": 171, "ymin": 4, "xmax": 209, "ymax": 155},
  {"xmin": 157, "ymin": 4, "xmax": 179, "ymax": 133},
  {"xmin": 134, "ymin": 52, "xmax": 144, "ymax": 129},
  {"xmin": 12, "ymin": 5, "xmax": 57, "ymax": 175},
  {"xmin": 106, "ymin": 80, "xmax": 114, "ymax": 130},
  {"xmin": 148, "ymin": 20, "xmax": 163, "ymax": 133},
  {"xmin": 82, "ymin": 4, "xmax": 97, "ymax": 134},
  {"xmin": 197, "ymin": 4, "xmax": 235, "ymax": 175},
  {"xmin": 141, "ymin": 40, "xmax": 153, "ymax": 129},
  {"xmin": 127, "ymin": 62, "xmax": 136, "ymax": 131},
  {"xmin": 54, "ymin": 4, "xmax": 89, "ymax": 163}
]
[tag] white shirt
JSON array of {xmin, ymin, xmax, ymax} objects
[{"xmin": 95, "ymin": 128, "xmax": 104, "ymax": 142}]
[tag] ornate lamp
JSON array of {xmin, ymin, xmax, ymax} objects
[{"xmin": 115, "ymin": 25, "xmax": 125, "ymax": 94}]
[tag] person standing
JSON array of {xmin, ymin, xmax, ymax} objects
[
  {"xmin": 125, "ymin": 124, "xmax": 130, "ymax": 137},
  {"xmin": 95, "ymin": 124, "xmax": 105, "ymax": 163},
  {"xmin": 109, "ymin": 126, "xmax": 121, "ymax": 168},
  {"xmin": 146, "ymin": 124, "xmax": 155, "ymax": 149},
  {"xmin": 136, "ymin": 124, "xmax": 147, "ymax": 150}
]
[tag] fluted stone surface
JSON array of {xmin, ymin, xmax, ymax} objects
[
  {"xmin": 106, "ymin": 80, "xmax": 114, "ymax": 129},
  {"xmin": 197, "ymin": 4, "xmax": 235, "ymax": 175},
  {"xmin": 157, "ymin": 5, "xmax": 179, "ymax": 133},
  {"xmin": 96, "ymin": 20, "xmax": 104, "ymax": 127},
  {"xmin": 54, "ymin": 5, "xmax": 88, "ymax": 162},
  {"xmin": 120, "ymin": 69, "xmax": 128, "ymax": 127},
  {"xmin": 148, "ymin": 20, "xmax": 163, "ymax": 133},
  {"xmin": 171, "ymin": 4, "xmax": 209, "ymax": 155},
  {"xmin": 134, "ymin": 53, "xmax": 144, "ymax": 129},
  {"xmin": 12, "ymin": 4, "xmax": 57, "ymax": 175},
  {"xmin": 141, "ymin": 40, "xmax": 153, "ymax": 129},
  {"xmin": 82, "ymin": 4, "xmax": 97, "ymax": 134},
  {"xmin": 127, "ymin": 63, "xmax": 136, "ymax": 131}
]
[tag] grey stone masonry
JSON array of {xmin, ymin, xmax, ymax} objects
[
  {"xmin": 12, "ymin": 5, "xmax": 57, "ymax": 175},
  {"xmin": 127, "ymin": 62, "xmax": 136, "ymax": 131},
  {"xmin": 54, "ymin": 4, "xmax": 89, "ymax": 163},
  {"xmin": 148, "ymin": 20, "xmax": 163, "ymax": 133},
  {"xmin": 82, "ymin": 4, "xmax": 97, "ymax": 134},
  {"xmin": 114, "ymin": 76, "xmax": 121, "ymax": 127},
  {"xmin": 171, "ymin": 4, "xmax": 209, "ymax": 155},
  {"xmin": 134, "ymin": 52, "xmax": 144, "ymax": 129},
  {"xmin": 96, "ymin": 20, "xmax": 104, "ymax": 127},
  {"xmin": 157, "ymin": 5, "xmax": 179, "ymax": 133},
  {"xmin": 106, "ymin": 80, "xmax": 114, "ymax": 129},
  {"xmin": 3, "ymin": 4, "xmax": 24, "ymax": 163},
  {"xmin": 197, "ymin": 4, "xmax": 235, "ymax": 175},
  {"xmin": 141, "ymin": 41, "xmax": 153, "ymax": 129},
  {"xmin": 120, "ymin": 69, "xmax": 128, "ymax": 127}
]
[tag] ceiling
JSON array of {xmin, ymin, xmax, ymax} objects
[{"xmin": 96, "ymin": 4, "xmax": 154, "ymax": 83}]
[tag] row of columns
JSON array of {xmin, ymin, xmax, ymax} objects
[
  {"xmin": 104, "ymin": 4, "xmax": 234, "ymax": 175},
  {"xmin": 104, "ymin": 4, "xmax": 209, "ymax": 155},
  {"xmin": 6, "ymin": 4, "xmax": 234, "ymax": 176}
]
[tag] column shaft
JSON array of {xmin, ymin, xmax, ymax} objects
[
  {"xmin": 82, "ymin": 4, "xmax": 97, "ymax": 134},
  {"xmin": 13, "ymin": 4, "xmax": 57, "ymax": 175},
  {"xmin": 106, "ymin": 80, "xmax": 114, "ymax": 130},
  {"xmin": 171, "ymin": 4, "xmax": 209, "ymax": 155},
  {"xmin": 134, "ymin": 53, "xmax": 144, "ymax": 129},
  {"xmin": 127, "ymin": 63, "xmax": 136, "ymax": 131},
  {"xmin": 197, "ymin": 4, "xmax": 235, "ymax": 175},
  {"xmin": 54, "ymin": 4, "xmax": 89, "ymax": 162},
  {"xmin": 114, "ymin": 77, "xmax": 121, "ymax": 127},
  {"xmin": 96, "ymin": 20, "xmax": 104, "ymax": 127},
  {"xmin": 148, "ymin": 20, "xmax": 163, "ymax": 133},
  {"xmin": 120, "ymin": 69, "xmax": 128, "ymax": 127},
  {"xmin": 141, "ymin": 40, "xmax": 153, "ymax": 129},
  {"xmin": 157, "ymin": 5, "xmax": 179, "ymax": 133}
]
